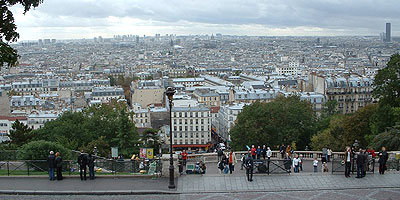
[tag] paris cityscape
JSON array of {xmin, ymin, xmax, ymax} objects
[{"xmin": 0, "ymin": 0, "xmax": 400, "ymax": 199}]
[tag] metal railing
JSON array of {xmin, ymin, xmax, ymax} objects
[
  {"xmin": 331, "ymin": 156, "xmax": 375, "ymax": 174},
  {"xmin": 0, "ymin": 159, "xmax": 162, "ymax": 176}
]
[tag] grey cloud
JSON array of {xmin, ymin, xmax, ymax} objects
[{"xmin": 17, "ymin": 0, "xmax": 400, "ymax": 33}]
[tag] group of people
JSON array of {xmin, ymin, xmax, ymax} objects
[
  {"xmin": 249, "ymin": 145, "xmax": 272, "ymax": 160},
  {"xmin": 47, "ymin": 151, "xmax": 63, "ymax": 181},
  {"xmin": 47, "ymin": 150, "xmax": 95, "ymax": 181},
  {"xmin": 218, "ymin": 150, "xmax": 237, "ymax": 174},
  {"xmin": 352, "ymin": 146, "xmax": 388, "ymax": 178},
  {"xmin": 77, "ymin": 150, "xmax": 96, "ymax": 180}
]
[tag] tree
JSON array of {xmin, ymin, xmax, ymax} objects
[
  {"xmin": 310, "ymin": 114, "xmax": 345, "ymax": 151},
  {"xmin": 18, "ymin": 140, "xmax": 72, "ymax": 160},
  {"xmin": 373, "ymin": 54, "xmax": 400, "ymax": 108},
  {"xmin": 0, "ymin": 0, "xmax": 44, "ymax": 69},
  {"xmin": 371, "ymin": 124, "xmax": 400, "ymax": 151},
  {"xmin": 342, "ymin": 104, "xmax": 378, "ymax": 148},
  {"xmin": 33, "ymin": 102, "xmax": 139, "ymax": 157},
  {"xmin": 8, "ymin": 119, "xmax": 33, "ymax": 147},
  {"xmin": 230, "ymin": 96, "xmax": 316, "ymax": 150},
  {"xmin": 140, "ymin": 128, "xmax": 160, "ymax": 153}
]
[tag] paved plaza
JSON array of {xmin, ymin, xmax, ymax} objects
[{"xmin": 0, "ymin": 170, "xmax": 399, "ymax": 199}]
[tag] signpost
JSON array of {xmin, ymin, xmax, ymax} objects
[{"xmin": 111, "ymin": 147, "xmax": 118, "ymax": 158}]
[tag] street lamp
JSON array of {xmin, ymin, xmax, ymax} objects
[{"xmin": 166, "ymin": 87, "xmax": 176, "ymax": 189}]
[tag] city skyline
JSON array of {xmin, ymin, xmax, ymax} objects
[{"xmin": 10, "ymin": 0, "xmax": 399, "ymax": 40}]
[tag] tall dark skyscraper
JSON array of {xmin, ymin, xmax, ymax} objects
[{"xmin": 386, "ymin": 23, "xmax": 391, "ymax": 42}]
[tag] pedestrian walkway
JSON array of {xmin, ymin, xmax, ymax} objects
[
  {"xmin": 177, "ymin": 172, "xmax": 400, "ymax": 193},
  {"xmin": 0, "ymin": 176, "xmax": 175, "ymax": 195}
]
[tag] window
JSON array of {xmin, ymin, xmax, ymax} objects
[
  {"xmin": 179, "ymin": 126, "xmax": 182, "ymax": 131},
  {"xmin": 196, "ymin": 126, "xmax": 199, "ymax": 131}
]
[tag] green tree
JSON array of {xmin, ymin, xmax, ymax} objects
[
  {"xmin": 371, "ymin": 124, "xmax": 400, "ymax": 151},
  {"xmin": 33, "ymin": 102, "xmax": 139, "ymax": 157},
  {"xmin": 342, "ymin": 104, "xmax": 378, "ymax": 148},
  {"xmin": 1, "ymin": 0, "xmax": 44, "ymax": 69},
  {"xmin": 8, "ymin": 119, "xmax": 33, "ymax": 147},
  {"xmin": 230, "ymin": 96, "xmax": 316, "ymax": 150},
  {"xmin": 373, "ymin": 54, "xmax": 400, "ymax": 108},
  {"xmin": 18, "ymin": 140, "xmax": 72, "ymax": 160},
  {"xmin": 310, "ymin": 114, "xmax": 345, "ymax": 151},
  {"xmin": 140, "ymin": 128, "xmax": 160, "ymax": 153}
]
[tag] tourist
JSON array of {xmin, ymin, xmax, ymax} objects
[
  {"xmin": 201, "ymin": 161, "xmax": 206, "ymax": 174},
  {"xmin": 55, "ymin": 152, "xmax": 63, "ymax": 181},
  {"xmin": 256, "ymin": 146, "xmax": 262, "ymax": 160},
  {"xmin": 286, "ymin": 145, "xmax": 292, "ymax": 158},
  {"xmin": 356, "ymin": 148, "xmax": 365, "ymax": 178},
  {"xmin": 322, "ymin": 147, "xmax": 328, "ymax": 162},
  {"xmin": 217, "ymin": 148, "xmax": 223, "ymax": 162},
  {"xmin": 362, "ymin": 149, "xmax": 368, "ymax": 177},
  {"xmin": 262, "ymin": 145, "xmax": 267, "ymax": 160},
  {"xmin": 251, "ymin": 145, "xmax": 257, "ymax": 159},
  {"xmin": 327, "ymin": 148, "xmax": 332, "ymax": 162},
  {"xmin": 266, "ymin": 147, "xmax": 272, "ymax": 160},
  {"xmin": 181, "ymin": 150, "xmax": 188, "ymax": 166},
  {"xmin": 293, "ymin": 154, "xmax": 300, "ymax": 173},
  {"xmin": 47, "ymin": 151, "xmax": 56, "ymax": 181},
  {"xmin": 223, "ymin": 153, "xmax": 229, "ymax": 174},
  {"xmin": 88, "ymin": 153, "xmax": 95, "ymax": 180},
  {"xmin": 313, "ymin": 157, "xmax": 318, "ymax": 172},
  {"xmin": 218, "ymin": 154, "xmax": 227, "ymax": 174},
  {"xmin": 378, "ymin": 146, "xmax": 389, "ymax": 175},
  {"xmin": 279, "ymin": 144, "xmax": 286, "ymax": 159},
  {"xmin": 299, "ymin": 155, "xmax": 303, "ymax": 171},
  {"xmin": 77, "ymin": 150, "xmax": 88, "ymax": 181},
  {"xmin": 228, "ymin": 150, "xmax": 237, "ymax": 174},
  {"xmin": 244, "ymin": 153, "xmax": 254, "ymax": 182},
  {"xmin": 344, "ymin": 147, "xmax": 353, "ymax": 178}
]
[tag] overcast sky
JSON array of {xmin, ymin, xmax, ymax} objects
[{"xmin": 11, "ymin": 0, "xmax": 399, "ymax": 40}]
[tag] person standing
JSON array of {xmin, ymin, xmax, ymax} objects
[
  {"xmin": 322, "ymin": 147, "xmax": 328, "ymax": 162},
  {"xmin": 378, "ymin": 146, "xmax": 389, "ymax": 175},
  {"xmin": 181, "ymin": 150, "xmax": 188, "ymax": 166},
  {"xmin": 250, "ymin": 145, "xmax": 256, "ymax": 159},
  {"xmin": 327, "ymin": 149, "xmax": 332, "ymax": 162},
  {"xmin": 256, "ymin": 146, "xmax": 262, "ymax": 160},
  {"xmin": 356, "ymin": 149, "xmax": 365, "ymax": 178},
  {"xmin": 47, "ymin": 151, "xmax": 56, "ymax": 181},
  {"xmin": 88, "ymin": 153, "xmax": 96, "ymax": 180},
  {"xmin": 244, "ymin": 153, "xmax": 254, "ymax": 182},
  {"xmin": 284, "ymin": 153, "xmax": 292, "ymax": 173},
  {"xmin": 279, "ymin": 144, "xmax": 286, "ymax": 159},
  {"xmin": 299, "ymin": 155, "xmax": 303, "ymax": 171},
  {"xmin": 292, "ymin": 154, "xmax": 300, "ymax": 173},
  {"xmin": 228, "ymin": 150, "xmax": 237, "ymax": 174},
  {"xmin": 313, "ymin": 157, "xmax": 318, "ymax": 172},
  {"xmin": 344, "ymin": 147, "xmax": 353, "ymax": 178},
  {"xmin": 286, "ymin": 145, "xmax": 292, "ymax": 158},
  {"xmin": 266, "ymin": 147, "xmax": 272, "ymax": 160},
  {"xmin": 78, "ymin": 150, "xmax": 88, "ymax": 181},
  {"xmin": 261, "ymin": 145, "xmax": 267, "ymax": 160},
  {"xmin": 217, "ymin": 148, "xmax": 223, "ymax": 162},
  {"xmin": 55, "ymin": 152, "xmax": 63, "ymax": 181}
]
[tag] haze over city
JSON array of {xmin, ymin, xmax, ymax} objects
[{"xmin": 10, "ymin": 0, "xmax": 400, "ymax": 40}]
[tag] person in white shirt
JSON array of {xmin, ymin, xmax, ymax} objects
[
  {"xmin": 313, "ymin": 157, "xmax": 318, "ymax": 172},
  {"xmin": 292, "ymin": 154, "xmax": 300, "ymax": 173},
  {"xmin": 266, "ymin": 147, "xmax": 272, "ymax": 160}
]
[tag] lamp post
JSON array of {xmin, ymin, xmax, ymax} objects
[{"xmin": 166, "ymin": 87, "xmax": 176, "ymax": 189}]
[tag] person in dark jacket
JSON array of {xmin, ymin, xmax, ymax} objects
[
  {"xmin": 47, "ymin": 151, "xmax": 56, "ymax": 181},
  {"xmin": 344, "ymin": 147, "xmax": 353, "ymax": 178},
  {"xmin": 77, "ymin": 150, "xmax": 88, "ymax": 181},
  {"xmin": 55, "ymin": 152, "xmax": 63, "ymax": 180},
  {"xmin": 356, "ymin": 149, "xmax": 366, "ymax": 178},
  {"xmin": 261, "ymin": 145, "xmax": 267, "ymax": 160},
  {"xmin": 279, "ymin": 144, "xmax": 286, "ymax": 159},
  {"xmin": 378, "ymin": 146, "xmax": 389, "ymax": 174},
  {"xmin": 244, "ymin": 153, "xmax": 254, "ymax": 182},
  {"xmin": 88, "ymin": 153, "xmax": 96, "ymax": 180},
  {"xmin": 256, "ymin": 146, "xmax": 261, "ymax": 160}
]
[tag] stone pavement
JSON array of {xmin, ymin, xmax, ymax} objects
[
  {"xmin": 177, "ymin": 173, "xmax": 400, "ymax": 193},
  {"xmin": 0, "ymin": 176, "xmax": 175, "ymax": 195},
  {"xmin": 1, "ymin": 188, "xmax": 400, "ymax": 200}
]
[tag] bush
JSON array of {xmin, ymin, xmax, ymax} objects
[{"xmin": 18, "ymin": 140, "xmax": 73, "ymax": 160}]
